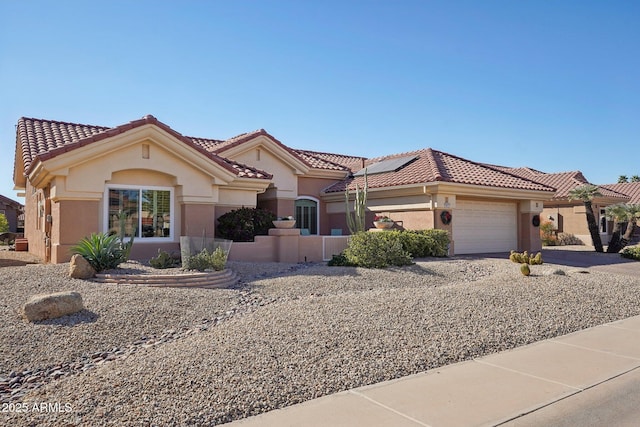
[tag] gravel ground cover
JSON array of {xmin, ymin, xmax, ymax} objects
[{"xmin": 2, "ymin": 250, "xmax": 640, "ymax": 426}]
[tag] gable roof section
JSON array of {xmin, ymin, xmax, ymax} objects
[
  {"xmin": 0, "ymin": 194, "xmax": 23, "ymax": 209},
  {"xmin": 292, "ymin": 149, "xmax": 362, "ymax": 171},
  {"xmin": 14, "ymin": 116, "xmax": 272, "ymax": 186},
  {"xmin": 323, "ymin": 148, "xmax": 556, "ymax": 193},
  {"xmin": 492, "ymin": 165, "xmax": 630, "ymax": 201},
  {"xmin": 600, "ymin": 182, "xmax": 640, "ymax": 204},
  {"xmin": 191, "ymin": 131, "xmax": 362, "ymax": 174}
]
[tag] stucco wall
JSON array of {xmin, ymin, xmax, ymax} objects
[
  {"xmin": 232, "ymin": 147, "xmax": 298, "ymax": 199},
  {"xmin": 51, "ymin": 199, "xmax": 100, "ymax": 263}
]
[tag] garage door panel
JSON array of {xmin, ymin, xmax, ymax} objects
[{"xmin": 453, "ymin": 201, "xmax": 517, "ymax": 254}]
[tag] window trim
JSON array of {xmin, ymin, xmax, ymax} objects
[
  {"xmin": 104, "ymin": 184, "xmax": 174, "ymax": 242},
  {"xmin": 295, "ymin": 196, "xmax": 320, "ymax": 235}
]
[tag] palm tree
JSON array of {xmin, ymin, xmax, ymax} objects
[
  {"xmin": 605, "ymin": 203, "xmax": 630, "ymax": 253},
  {"xmin": 631, "ymin": 175, "xmax": 640, "ymax": 183},
  {"xmin": 618, "ymin": 175, "xmax": 629, "ymax": 183},
  {"xmin": 619, "ymin": 204, "xmax": 640, "ymax": 249},
  {"xmin": 568, "ymin": 184, "xmax": 603, "ymax": 252}
]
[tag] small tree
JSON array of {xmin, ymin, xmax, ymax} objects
[
  {"xmin": 0, "ymin": 213, "xmax": 8, "ymax": 233},
  {"xmin": 345, "ymin": 171, "xmax": 368, "ymax": 234},
  {"xmin": 568, "ymin": 184, "xmax": 603, "ymax": 252}
]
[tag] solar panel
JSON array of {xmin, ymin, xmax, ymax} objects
[{"xmin": 353, "ymin": 155, "xmax": 418, "ymax": 176}]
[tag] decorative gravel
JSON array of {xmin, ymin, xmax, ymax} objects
[{"xmin": 2, "ymin": 253, "xmax": 640, "ymax": 426}]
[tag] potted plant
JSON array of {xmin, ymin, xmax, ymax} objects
[
  {"xmin": 373, "ymin": 215, "xmax": 394, "ymax": 229},
  {"xmin": 273, "ymin": 215, "xmax": 296, "ymax": 229}
]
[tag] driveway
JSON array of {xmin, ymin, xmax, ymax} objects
[{"xmin": 542, "ymin": 246, "xmax": 640, "ymax": 277}]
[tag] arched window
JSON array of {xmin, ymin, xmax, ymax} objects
[{"xmin": 295, "ymin": 197, "xmax": 318, "ymax": 235}]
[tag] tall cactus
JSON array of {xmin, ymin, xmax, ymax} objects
[{"xmin": 345, "ymin": 170, "xmax": 368, "ymax": 234}]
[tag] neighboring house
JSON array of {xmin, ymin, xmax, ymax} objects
[
  {"xmin": 13, "ymin": 115, "xmax": 556, "ymax": 263},
  {"xmin": 0, "ymin": 194, "xmax": 24, "ymax": 233},
  {"xmin": 491, "ymin": 166, "xmax": 631, "ymax": 246}
]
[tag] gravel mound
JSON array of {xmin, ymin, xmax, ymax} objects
[{"xmin": 2, "ymin": 256, "xmax": 640, "ymax": 426}]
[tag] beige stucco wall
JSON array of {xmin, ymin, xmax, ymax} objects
[
  {"xmin": 542, "ymin": 203, "xmax": 608, "ymax": 246},
  {"xmin": 231, "ymin": 146, "xmax": 298, "ymax": 199}
]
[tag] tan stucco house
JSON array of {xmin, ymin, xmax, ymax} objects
[
  {"xmin": 13, "ymin": 115, "xmax": 558, "ymax": 263},
  {"xmin": 490, "ymin": 166, "xmax": 633, "ymax": 246}
]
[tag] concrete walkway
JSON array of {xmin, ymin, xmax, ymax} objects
[{"xmin": 224, "ymin": 248, "xmax": 640, "ymax": 427}]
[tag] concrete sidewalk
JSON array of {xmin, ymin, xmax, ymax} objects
[{"xmin": 224, "ymin": 315, "xmax": 640, "ymax": 427}]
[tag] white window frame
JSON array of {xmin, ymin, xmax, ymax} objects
[
  {"xmin": 295, "ymin": 196, "xmax": 320, "ymax": 235},
  {"xmin": 104, "ymin": 184, "xmax": 174, "ymax": 242}
]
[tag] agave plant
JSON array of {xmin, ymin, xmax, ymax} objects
[{"xmin": 71, "ymin": 233, "xmax": 128, "ymax": 272}]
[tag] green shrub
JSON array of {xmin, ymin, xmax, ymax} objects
[
  {"xmin": 621, "ymin": 246, "xmax": 640, "ymax": 261},
  {"xmin": 400, "ymin": 229, "xmax": 450, "ymax": 257},
  {"xmin": 0, "ymin": 213, "xmax": 8, "ymax": 233},
  {"xmin": 149, "ymin": 249, "xmax": 180, "ymax": 269},
  {"xmin": 71, "ymin": 233, "xmax": 129, "ymax": 272},
  {"xmin": 557, "ymin": 233, "xmax": 584, "ymax": 246},
  {"xmin": 540, "ymin": 220, "xmax": 557, "ymax": 246},
  {"xmin": 216, "ymin": 207, "xmax": 277, "ymax": 242},
  {"xmin": 327, "ymin": 252, "xmax": 356, "ymax": 267},
  {"xmin": 184, "ymin": 247, "xmax": 228, "ymax": 271},
  {"xmin": 210, "ymin": 246, "xmax": 228, "ymax": 271},
  {"xmin": 343, "ymin": 231, "xmax": 413, "ymax": 268}
]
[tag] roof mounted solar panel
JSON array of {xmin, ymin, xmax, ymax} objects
[{"xmin": 353, "ymin": 155, "xmax": 418, "ymax": 176}]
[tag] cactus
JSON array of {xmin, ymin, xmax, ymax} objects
[
  {"xmin": 520, "ymin": 263, "xmax": 531, "ymax": 276},
  {"xmin": 345, "ymin": 170, "xmax": 368, "ymax": 234},
  {"xmin": 509, "ymin": 250, "xmax": 543, "ymax": 265},
  {"xmin": 532, "ymin": 252, "xmax": 543, "ymax": 265}
]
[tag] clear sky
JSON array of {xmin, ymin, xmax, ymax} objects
[{"xmin": 1, "ymin": 0, "xmax": 638, "ymax": 202}]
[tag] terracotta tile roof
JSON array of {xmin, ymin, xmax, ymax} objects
[
  {"xmin": 600, "ymin": 182, "xmax": 640, "ymax": 204},
  {"xmin": 323, "ymin": 148, "xmax": 556, "ymax": 193},
  {"xmin": 15, "ymin": 116, "xmax": 272, "ymax": 180},
  {"xmin": 492, "ymin": 166, "xmax": 629, "ymax": 201},
  {"xmin": 293, "ymin": 149, "xmax": 365, "ymax": 171},
  {"xmin": 17, "ymin": 117, "xmax": 110, "ymax": 174}
]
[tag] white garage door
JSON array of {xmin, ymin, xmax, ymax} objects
[{"xmin": 453, "ymin": 200, "xmax": 517, "ymax": 254}]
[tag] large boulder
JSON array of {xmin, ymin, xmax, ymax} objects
[
  {"xmin": 69, "ymin": 254, "xmax": 96, "ymax": 279},
  {"xmin": 22, "ymin": 291, "xmax": 84, "ymax": 322}
]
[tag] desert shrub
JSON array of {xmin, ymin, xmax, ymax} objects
[
  {"xmin": 216, "ymin": 207, "xmax": 276, "ymax": 242},
  {"xmin": 401, "ymin": 229, "xmax": 450, "ymax": 257},
  {"xmin": 149, "ymin": 249, "xmax": 180, "ymax": 269},
  {"xmin": 540, "ymin": 220, "xmax": 557, "ymax": 246},
  {"xmin": 327, "ymin": 252, "xmax": 356, "ymax": 267},
  {"xmin": 71, "ymin": 233, "xmax": 129, "ymax": 272},
  {"xmin": 0, "ymin": 213, "xmax": 8, "ymax": 233},
  {"xmin": 343, "ymin": 231, "xmax": 413, "ymax": 268},
  {"xmin": 184, "ymin": 247, "xmax": 228, "ymax": 271},
  {"xmin": 621, "ymin": 246, "xmax": 640, "ymax": 261},
  {"xmin": 557, "ymin": 233, "xmax": 584, "ymax": 246}
]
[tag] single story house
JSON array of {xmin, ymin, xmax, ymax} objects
[
  {"xmin": 490, "ymin": 166, "xmax": 635, "ymax": 246},
  {"xmin": 13, "ymin": 115, "xmax": 557, "ymax": 263},
  {"xmin": 0, "ymin": 194, "xmax": 24, "ymax": 233}
]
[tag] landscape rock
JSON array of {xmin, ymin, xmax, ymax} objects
[
  {"xmin": 22, "ymin": 291, "xmax": 84, "ymax": 322},
  {"xmin": 69, "ymin": 254, "xmax": 96, "ymax": 279}
]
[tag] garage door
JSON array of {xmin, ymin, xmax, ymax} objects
[{"xmin": 453, "ymin": 200, "xmax": 517, "ymax": 254}]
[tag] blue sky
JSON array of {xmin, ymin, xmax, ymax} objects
[{"xmin": 1, "ymin": 0, "xmax": 638, "ymax": 202}]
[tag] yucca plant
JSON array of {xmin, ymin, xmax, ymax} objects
[{"xmin": 71, "ymin": 233, "xmax": 128, "ymax": 272}]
